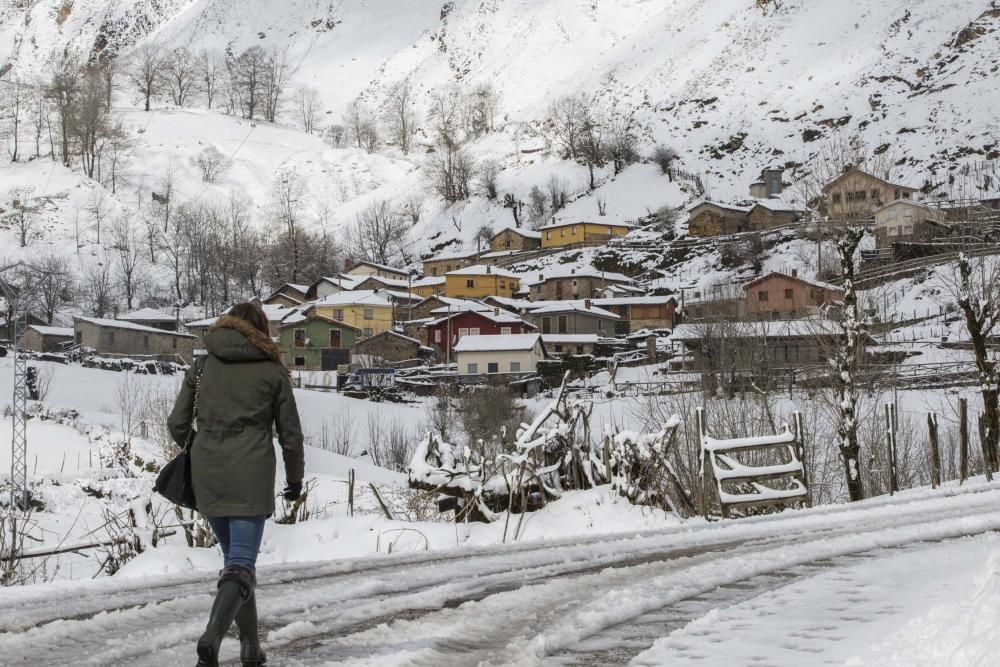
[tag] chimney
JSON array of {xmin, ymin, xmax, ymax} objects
[
  {"xmin": 791, "ymin": 268, "xmax": 798, "ymax": 278},
  {"xmin": 538, "ymin": 273, "xmax": 544, "ymax": 282},
  {"xmin": 486, "ymin": 265, "xmax": 492, "ymax": 274},
  {"xmin": 494, "ymin": 307, "xmax": 500, "ymax": 316},
  {"xmin": 584, "ymin": 299, "xmax": 592, "ymax": 310},
  {"xmin": 764, "ymin": 167, "xmax": 784, "ymax": 196}
]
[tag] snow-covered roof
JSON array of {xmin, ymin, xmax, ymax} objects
[
  {"xmin": 671, "ymin": 319, "xmax": 845, "ymax": 341},
  {"xmin": 749, "ymin": 196, "xmax": 807, "ymax": 213},
  {"xmin": 118, "ymin": 307, "xmax": 176, "ymax": 322},
  {"xmin": 479, "ymin": 250, "xmax": 522, "ymax": 259},
  {"xmin": 521, "ymin": 266, "xmax": 633, "ymax": 285},
  {"xmin": 412, "ymin": 276, "xmax": 446, "ymax": 287},
  {"xmin": 491, "ymin": 227, "xmax": 542, "ymax": 240},
  {"xmin": 426, "ymin": 249, "xmax": 480, "ymax": 262},
  {"xmin": 426, "ymin": 309, "xmax": 531, "ymax": 327},
  {"xmin": 541, "ymin": 334, "xmax": 600, "ymax": 345},
  {"xmin": 539, "ymin": 219, "xmax": 633, "ymax": 231},
  {"xmin": 357, "ymin": 330, "xmax": 422, "ymax": 346},
  {"xmin": 28, "ymin": 325, "xmax": 73, "ymax": 337},
  {"xmin": 355, "ymin": 275, "xmax": 411, "ymax": 289},
  {"xmin": 453, "ymin": 333, "xmax": 542, "ymax": 353},
  {"xmin": 742, "ymin": 272, "xmax": 844, "ymax": 293},
  {"xmin": 528, "ymin": 303, "xmax": 620, "ymax": 319},
  {"xmin": 344, "ymin": 260, "xmax": 409, "ymax": 276},
  {"xmin": 821, "ymin": 166, "xmax": 921, "ymax": 193},
  {"xmin": 313, "ymin": 290, "xmax": 393, "ymax": 308},
  {"xmin": 76, "ymin": 317, "xmax": 196, "ymax": 337},
  {"xmin": 687, "ymin": 200, "xmax": 752, "ymax": 214},
  {"xmin": 446, "ymin": 264, "xmax": 520, "ymax": 278},
  {"xmin": 429, "ymin": 298, "xmax": 494, "ymax": 313}
]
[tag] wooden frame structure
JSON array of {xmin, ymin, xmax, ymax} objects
[{"xmin": 698, "ymin": 407, "xmax": 811, "ymax": 519}]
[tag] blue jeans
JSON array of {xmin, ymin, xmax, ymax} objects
[{"xmin": 206, "ymin": 516, "xmax": 266, "ymax": 571}]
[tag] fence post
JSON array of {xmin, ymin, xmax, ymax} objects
[
  {"xmin": 928, "ymin": 413, "xmax": 941, "ymax": 489},
  {"xmin": 348, "ymin": 468, "xmax": 355, "ymax": 517},
  {"xmin": 696, "ymin": 407, "xmax": 711, "ymax": 518},
  {"xmin": 979, "ymin": 414, "xmax": 995, "ymax": 482},
  {"xmin": 885, "ymin": 403, "xmax": 899, "ymax": 495},
  {"xmin": 602, "ymin": 433, "xmax": 613, "ymax": 485},
  {"xmin": 960, "ymin": 397, "xmax": 969, "ymax": 484},
  {"xmin": 793, "ymin": 411, "xmax": 811, "ymax": 507}
]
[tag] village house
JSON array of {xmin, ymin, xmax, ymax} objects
[
  {"xmin": 278, "ymin": 311, "xmax": 360, "ymax": 370},
  {"xmin": 411, "ymin": 276, "xmax": 445, "ymax": 298},
  {"xmin": 310, "ymin": 291, "xmax": 394, "ymax": 338},
  {"xmin": 262, "ymin": 283, "xmax": 309, "ymax": 307},
  {"xmin": 185, "ymin": 303, "xmax": 295, "ymax": 344},
  {"xmin": 352, "ymin": 330, "xmax": 431, "ymax": 367},
  {"xmin": 525, "ymin": 301, "xmax": 618, "ymax": 336},
  {"xmin": 422, "ymin": 251, "xmax": 480, "ymax": 277},
  {"xmin": 425, "ymin": 308, "xmax": 535, "ymax": 358},
  {"xmin": 524, "ymin": 267, "xmax": 634, "ymax": 301},
  {"xmin": 539, "ymin": 220, "xmax": 631, "ymax": 248},
  {"xmin": 489, "ymin": 227, "xmax": 542, "ymax": 253},
  {"xmin": 594, "ymin": 296, "xmax": 678, "ymax": 334},
  {"xmin": 874, "ymin": 200, "xmax": 948, "ymax": 248},
  {"xmin": 541, "ymin": 333, "xmax": 600, "ymax": 357},
  {"xmin": 399, "ymin": 296, "xmax": 491, "ymax": 343},
  {"xmin": 747, "ymin": 199, "xmax": 808, "ymax": 230},
  {"xmin": 670, "ymin": 319, "xmax": 862, "ymax": 371},
  {"xmin": 743, "ymin": 271, "xmax": 844, "ymax": 320},
  {"xmin": 687, "ymin": 201, "xmax": 752, "ymax": 236},
  {"xmin": 444, "ymin": 265, "xmax": 521, "ymax": 299},
  {"xmin": 74, "ymin": 317, "xmax": 198, "ymax": 362},
  {"xmin": 821, "ymin": 166, "xmax": 919, "ymax": 219},
  {"xmin": 681, "ymin": 294, "xmax": 745, "ymax": 322},
  {"xmin": 350, "ymin": 275, "xmax": 412, "ymax": 293},
  {"xmin": 343, "ymin": 261, "xmax": 410, "ymax": 280},
  {"xmin": 23, "ymin": 324, "xmax": 74, "ymax": 353},
  {"xmin": 453, "ymin": 333, "xmax": 547, "ymax": 375},
  {"xmin": 304, "ymin": 275, "xmax": 365, "ymax": 300},
  {"xmin": 118, "ymin": 307, "xmax": 178, "ymax": 331},
  {"xmin": 748, "ymin": 167, "xmax": 787, "ymax": 198}
]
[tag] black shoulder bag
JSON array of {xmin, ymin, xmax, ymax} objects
[{"xmin": 153, "ymin": 356, "xmax": 207, "ymax": 510}]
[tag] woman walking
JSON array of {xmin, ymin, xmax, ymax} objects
[{"xmin": 168, "ymin": 302, "xmax": 304, "ymax": 666}]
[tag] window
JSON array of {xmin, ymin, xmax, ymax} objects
[
  {"xmin": 363, "ymin": 309, "xmax": 373, "ymax": 320},
  {"xmin": 431, "ymin": 268, "xmax": 438, "ymax": 276},
  {"xmin": 558, "ymin": 315, "xmax": 568, "ymax": 334},
  {"xmin": 572, "ymin": 279, "xmax": 578, "ymax": 287},
  {"xmin": 363, "ymin": 328, "xmax": 373, "ymax": 337},
  {"xmin": 172, "ymin": 337, "xmax": 177, "ymax": 350},
  {"xmin": 784, "ymin": 288, "xmax": 794, "ymax": 300},
  {"xmin": 487, "ymin": 362, "xmax": 499, "ymax": 374},
  {"xmin": 576, "ymin": 346, "xmax": 584, "ymax": 355},
  {"xmin": 608, "ymin": 226, "xmax": 613, "ymax": 234},
  {"xmin": 329, "ymin": 330, "xmax": 341, "ymax": 348},
  {"xmin": 500, "ymin": 280, "xmax": 506, "ymax": 289},
  {"xmin": 598, "ymin": 319, "xmax": 603, "ymax": 331},
  {"xmin": 560, "ymin": 228, "xmax": 566, "ymax": 237},
  {"xmin": 458, "ymin": 328, "xmax": 469, "ymax": 338},
  {"xmin": 889, "ymin": 226, "xmax": 898, "ymax": 236},
  {"xmin": 510, "ymin": 361, "xmax": 521, "ymax": 372},
  {"xmin": 903, "ymin": 191, "xmax": 911, "ymax": 199},
  {"xmin": 542, "ymin": 318, "xmax": 552, "ymax": 334},
  {"xmin": 466, "ymin": 279, "xmax": 475, "ymax": 288},
  {"xmin": 294, "ymin": 356, "xmax": 306, "ymax": 367},
  {"xmin": 546, "ymin": 231, "xmax": 552, "ymax": 240},
  {"xmin": 571, "ymin": 226, "xmax": 577, "ymax": 235},
  {"xmin": 143, "ymin": 335, "xmax": 149, "ymax": 351},
  {"xmin": 434, "ymin": 330, "xmax": 442, "ymax": 343},
  {"xmin": 871, "ymin": 189, "xmax": 881, "ymax": 200},
  {"xmin": 467, "ymin": 363, "xmax": 478, "ymax": 374},
  {"xmin": 758, "ymin": 291, "xmax": 768, "ymax": 302},
  {"xmin": 470, "ymin": 327, "xmax": 480, "ymax": 335},
  {"xmin": 108, "ymin": 331, "xmax": 115, "ymax": 344},
  {"xmin": 75, "ymin": 331, "xmax": 82, "ymax": 345},
  {"xmin": 501, "ymin": 327, "xmax": 512, "ymax": 335},
  {"xmin": 847, "ymin": 190, "xmax": 867, "ymax": 202},
  {"xmin": 832, "ymin": 193, "xmax": 842, "ymax": 204},
  {"xmin": 333, "ymin": 309, "xmax": 344, "ymax": 321}
]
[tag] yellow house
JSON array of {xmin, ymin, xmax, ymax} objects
[
  {"xmin": 444, "ymin": 265, "xmax": 521, "ymax": 299},
  {"xmin": 411, "ymin": 276, "xmax": 446, "ymax": 298},
  {"xmin": 310, "ymin": 290, "xmax": 394, "ymax": 338},
  {"xmin": 539, "ymin": 220, "xmax": 631, "ymax": 248}
]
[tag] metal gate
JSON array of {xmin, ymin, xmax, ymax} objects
[{"xmin": 321, "ymin": 348, "xmax": 350, "ymax": 370}]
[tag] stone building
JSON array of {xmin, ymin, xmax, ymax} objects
[
  {"xmin": 747, "ymin": 199, "xmax": 808, "ymax": 230},
  {"xmin": 687, "ymin": 202, "xmax": 752, "ymax": 236},
  {"xmin": 352, "ymin": 330, "xmax": 430, "ymax": 367},
  {"xmin": 742, "ymin": 271, "xmax": 844, "ymax": 320},
  {"xmin": 489, "ymin": 227, "xmax": 542, "ymax": 252},
  {"xmin": 74, "ymin": 317, "xmax": 198, "ymax": 362},
  {"xmin": 539, "ymin": 221, "xmax": 631, "ymax": 248},
  {"xmin": 343, "ymin": 261, "xmax": 409, "ymax": 280},
  {"xmin": 118, "ymin": 308, "xmax": 178, "ymax": 331},
  {"xmin": 23, "ymin": 325, "xmax": 74, "ymax": 353},
  {"xmin": 525, "ymin": 302, "xmax": 618, "ymax": 336},
  {"xmin": 874, "ymin": 200, "xmax": 947, "ymax": 248},
  {"xmin": 821, "ymin": 167, "xmax": 919, "ymax": 219},
  {"xmin": 524, "ymin": 268, "xmax": 633, "ymax": 301},
  {"xmin": 422, "ymin": 251, "xmax": 480, "ymax": 277},
  {"xmin": 263, "ymin": 283, "xmax": 309, "ymax": 307}
]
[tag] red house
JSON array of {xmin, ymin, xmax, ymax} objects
[{"xmin": 425, "ymin": 309, "xmax": 535, "ymax": 357}]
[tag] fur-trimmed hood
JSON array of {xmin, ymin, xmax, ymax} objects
[{"xmin": 205, "ymin": 315, "xmax": 282, "ymax": 363}]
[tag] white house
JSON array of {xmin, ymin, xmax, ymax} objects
[{"xmin": 452, "ymin": 333, "xmax": 547, "ymax": 375}]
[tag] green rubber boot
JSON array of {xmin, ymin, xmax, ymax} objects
[
  {"xmin": 196, "ymin": 566, "xmax": 255, "ymax": 666},
  {"xmin": 234, "ymin": 591, "xmax": 267, "ymax": 665}
]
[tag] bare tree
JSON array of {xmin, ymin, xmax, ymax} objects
[
  {"xmin": 652, "ymin": 145, "xmax": 679, "ymax": 179},
  {"xmin": 99, "ymin": 118, "xmax": 132, "ymax": 194},
  {"xmin": 155, "ymin": 160, "xmax": 178, "ymax": 232},
  {"xmin": 384, "ymin": 79, "xmax": 418, "ymax": 154},
  {"xmin": 87, "ymin": 186, "xmax": 108, "ymax": 245},
  {"xmin": 6, "ymin": 188, "xmax": 38, "ymax": 247},
  {"xmin": 47, "ymin": 52, "xmax": 81, "ymax": 166},
  {"xmin": 344, "ymin": 97, "xmax": 379, "ymax": 153},
  {"xmin": 81, "ymin": 260, "xmax": 115, "ymax": 317},
  {"xmin": 548, "ymin": 94, "xmax": 587, "ymax": 160},
  {"xmin": 29, "ymin": 86, "xmax": 51, "ymax": 160},
  {"xmin": 271, "ymin": 169, "xmax": 307, "ymax": 283},
  {"xmin": 427, "ymin": 86, "xmax": 462, "ymax": 145},
  {"xmin": 606, "ymin": 114, "xmax": 639, "ymax": 175},
  {"xmin": 398, "ymin": 194, "xmax": 423, "ymax": 227},
  {"xmin": 426, "ymin": 138, "xmax": 476, "ymax": 203},
  {"xmin": 546, "ymin": 175, "xmax": 569, "ymax": 213},
  {"xmin": 71, "ymin": 66, "xmax": 110, "ymax": 179},
  {"xmin": 527, "ymin": 185, "xmax": 547, "ymax": 228},
  {"xmin": 198, "ymin": 49, "xmax": 223, "ymax": 110},
  {"xmin": 466, "ymin": 82, "xmax": 500, "ymax": 136},
  {"xmin": 793, "ymin": 131, "xmax": 899, "ymax": 215},
  {"xmin": 346, "ymin": 199, "xmax": 408, "ymax": 266},
  {"xmin": 162, "ymin": 47, "xmax": 200, "ymax": 107},
  {"xmin": 474, "ymin": 224, "xmax": 493, "ymax": 253},
  {"xmin": 478, "ymin": 158, "xmax": 500, "ymax": 200},
  {"xmin": 194, "ymin": 145, "xmax": 227, "ymax": 182},
  {"xmin": 33, "ymin": 254, "xmax": 73, "ymax": 323},
  {"xmin": 127, "ymin": 45, "xmax": 165, "ymax": 112},
  {"xmin": 293, "ymin": 85, "xmax": 321, "ymax": 134},
  {"xmin": 111, "ymin": 213, "xmax": 144, "ymax": 310},
  {"xmin": 502, "ymin": 193, "xmax": 523, "ymax": 226},
  {"xmin": 1, "ymin": 79, "xmax": 27, "ymax": 161},
  {"xmin": 96, "ymin": 56, "xmax": 117, "ymax": 112},
  {"xmin": 229, "ymin": 46, "xmax": 268, "ymax": 120},
  {"xmin": 578, "ymin": 113, "xmax": 606, "ymax": 190},
  {"xmin": 939, "ymin": 254, "xmax": 1000, "ymax": 475},
  {"xmin": 261, "ymin": 49, "xmax": 290, "ymax": 123}
]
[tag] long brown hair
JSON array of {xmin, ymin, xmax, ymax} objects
[{"xmin": 228, "ymin": 302, "xmax": 269, "ymax": 336}]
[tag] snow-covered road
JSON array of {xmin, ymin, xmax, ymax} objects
[{"xmin": 4, "ymin": 483, "xmax": 1000, "ymax": 666}]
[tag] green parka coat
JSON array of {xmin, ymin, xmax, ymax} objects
[{"xmin": 167, "ymin": 316, "xmax": 304, "ymax": 517}]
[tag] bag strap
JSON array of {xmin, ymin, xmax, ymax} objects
[{"xmin": 182, "ymin": 356, "xmax": 208, "ymax": 452}]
